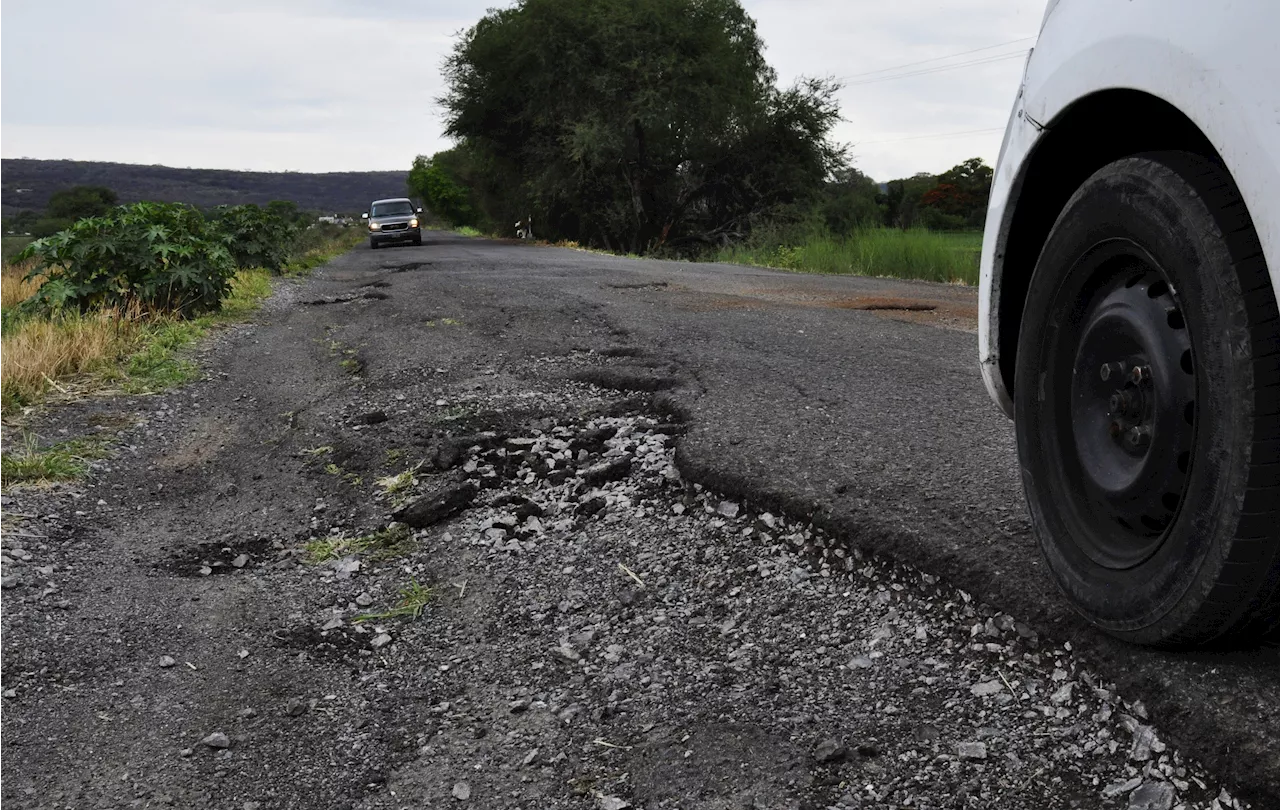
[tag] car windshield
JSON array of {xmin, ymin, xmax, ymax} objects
[{"xmin": 371, "ymin": 201, "xmax": 413, "ymax": 217}]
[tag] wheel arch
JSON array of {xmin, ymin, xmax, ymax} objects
[{"xmin": 994, "ymin": 89, "xmax": 1224, "ymax": 400}]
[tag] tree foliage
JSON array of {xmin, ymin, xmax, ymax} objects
[
  {"xmin": 439, "ymin": 0, "xmax": 845, "ymax": 252},
  {"xmin": 46, "ymin": 185, "xmax": 118, "ymax": 220},
  {"xmin": 408, "ymin": 152, "xmax": 476, "ymax": 227},
  {"xmin": 17, "ymin": 202, "xmax": 236, "ymax": 317}
]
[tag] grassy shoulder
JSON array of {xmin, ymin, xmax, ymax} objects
[
  {"xmin": 714, "ymin": 228, "xmax": 982, "ymax": 285},
  {"xmin": 0, "ymin": 225, "xmax": 362, "ymax": 486}
]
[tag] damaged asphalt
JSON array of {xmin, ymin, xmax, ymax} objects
[{"xmin": 1, "ymin": 231, "xmax": 1275, "ymax": 808}]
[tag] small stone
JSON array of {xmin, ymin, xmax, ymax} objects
[
  {"xmin": 200, "ymin": 732, "xmax": 231, "ymax": 749},
  {"xmin": 521, "ymin": 748, "xmax": 539, "ymax": 767},
  {"xmin": 322, "ymin": 617, "xmax": 344, "ymax": 630},
  {"xmin": 716, "ymin": 501, "xmax": 740, "ymax": 518},
  {"xmin": 509, "ymin": 699, "xmax": 530, "ymax": 714},
  {"xmin": 286, "ymin": 698, "xmax": 306, "ymax": 717},
  {"xmin": 1127, "ymin": 781, "xmax": 1176, "ymax": 810},
  {"xmin": 575, "ymin": 495, "xmax": 608, "ymax": 517},
  {"xmin": 552, "ymin": 644, "xmax": 581, "ymax": 663},
  {"xmin": 597, "ymin": 798, "xmax": 631, "ymax": 810},
  {"xmin": 231, "ymin": 554, "xmax": 249, "ymax": 568},
  {"xmin": 1102, "ymin": 776, "xmax": 1144, "ymax": 798},
  {"xmin": 357, "ymin": 410, "xmax": 388, "ymax": 425},
  {"xmin": 158, "ymin": 656, "xmax": 176, "ymax": 668},
  {"xmin": 970, "ymin": 680, "xmax": 1003, "ymax": 697},
  {"xmin": 813, "ymin": 738, "xmax": 849, "ymax": 764},
  {"xmin": 370, "ymin": 633, "xmax": 393, "ymax": 649},
  {"xmin": 179, "ymin": 748, "xmax": 194, "ymax": 757},
  {"xmin": 355, "ymin": 592, "xmax": 374, "ymax": 607},
  {"xmin": 957, "ymin": 741, "xmax": 987, "ymax": 760},
  {"xmin": 393, "ymin": 482, "xmax": 478, "ymax": 529},
  {"xmin": 847, "ymin": 654, "xmax": 873, "ymax": 669},
  {"xmin": 244, "ymin": 803, "xmax": 262, "ymax": 810},
  {"xmin": 1129, "ymin": 725, "xmax": 1161, "ymax": 762},
  {"xmin": 1050, "ymin": 682, "xmax": 1074, "ymax": 705},
  {"xmin": 452, "ymin": 781, "xmax": 471, "ymax": 801}
]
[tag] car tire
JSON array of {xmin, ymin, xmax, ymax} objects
[
  {"xmin": 1014, "ymin": 151, "xmax": 1280, "ymax": 647},
  {"xmin": 413, "ymin": 236, "xmax": 423, "ymax": 247},
  {"xmin": 370, "ymin": 239, "xmax": 379, "ymax": 250}
]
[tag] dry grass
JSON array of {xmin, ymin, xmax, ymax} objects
[
  {"xmin": 1, "ymin": 307, "xmax": 145, "ymax": 408},
  {"xmin": 1, "ymin": 261, "xmax": 42, "ymax": 309}
]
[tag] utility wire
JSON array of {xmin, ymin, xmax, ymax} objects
[
  {"xmin": 855, "ymin": 127, "xmax": 1005, "ymax": 145},
  {"xmin": 844, "ymin": 51, "xmax": 1028, "ymax": 87},
  {"xmin": 840, "ymin": 36, "xmax": 1036, "ymax": 80}
]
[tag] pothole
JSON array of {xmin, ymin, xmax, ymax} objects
[{"xmin": 154, "ymin": 536, "xmax": 278, "ymax": 577}]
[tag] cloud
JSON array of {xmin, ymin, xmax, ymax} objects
[{"xmin": 1, "ymin": 0, "xmax": 1042, "ymax": 179}]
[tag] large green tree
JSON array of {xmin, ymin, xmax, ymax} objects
[
  {"xmin": 46, "ymin": 185, "xmax": 118, "ymax": 220},
  {"xmin": 440, "ymin": 0, "xmax": 845, "ymax": 252}
]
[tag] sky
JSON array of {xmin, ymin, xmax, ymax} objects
[{"xmin": 0, "ymin": 0, "xmax": 1043, "ymax": 182}]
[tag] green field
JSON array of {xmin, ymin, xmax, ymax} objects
[
  {"xmin": 2, "ymin": 236, "xmax": 34, "ymax": 263},
  {"xmin": 714, "ymin": 228, "xmax": 983, "ymax": 285}
]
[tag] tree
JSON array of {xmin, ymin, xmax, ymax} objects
[
  {"xmin": 883, "ymin": 172, "xmax": 936, "ymax": 229},
  {"xmin": 920, "ymin": 157, "xmax": 992, "ymax": 228},
  {"xmin": 408, "ymin": 151, "xmax": 476, "ymax": 227},
  {"xmin": 818, "ymin": 167, "xmax": 883, "ymax": 235},
  {"xmin": 45, "ymin": 185, "xmax": 118, "ymax": 220},
  {"xmin": 439, "ymin": 0, "xmax": 845, "ymax": 252}
]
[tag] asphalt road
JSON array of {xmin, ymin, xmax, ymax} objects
[
  {"xmin": 2, "ymin": 231, "xmax": 1276, "ymax": 806},
  {"xmin": 361, "ymin": 233, "xmax": 1279, "ymax": 799}
]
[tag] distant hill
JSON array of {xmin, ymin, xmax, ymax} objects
[{"xmin": 1, "ymin": 159, "xmax": 409, "ymax": 217}]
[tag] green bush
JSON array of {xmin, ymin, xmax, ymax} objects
[
  {"xmin": 209, "ymin": 204, "xmax": 298, "ymax": 273},
  {"xmin": 18, "ymin": 202, "xmax": 236, "ymax": 317}
]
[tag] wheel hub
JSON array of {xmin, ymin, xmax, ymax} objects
[{"xmin": 1059, "ymin": 250, "xmax": 1198, "ymax": 568}]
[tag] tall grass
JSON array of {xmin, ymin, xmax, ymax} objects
[
  {"xmin": 714, "ymin": 227, "xmax": 982, "ymax": 285},
  {"xmin": 1, "ymin": 260, "xmax": 42, "ymax": 309},
  {"xmin": 1, "ymin": 307, "xmax": 145, "ymax": 409},
  {"xmin": 1, "ymin": 267, "xmax": 274, "ymax": 414}
]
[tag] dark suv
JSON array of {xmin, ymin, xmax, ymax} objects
[{"xmin": 363, "ymin": 198, "xmax": 422, "ymax": 249}]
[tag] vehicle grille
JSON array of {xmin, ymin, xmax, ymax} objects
[{"xmin": 382, "ymin": 222, "xmax": 409, "ymax": 231}]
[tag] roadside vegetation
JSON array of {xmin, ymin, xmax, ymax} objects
[
  {"xmin": 715, "ymin": 228, "xmax": 982, "ymax": 285},
  {"xmin": 1, "ymin": 197, "xmax": 360, "ymax": 421},
  {"xmin": 409, "ymin": 0, "xmax": 991, "ymax": 283}
]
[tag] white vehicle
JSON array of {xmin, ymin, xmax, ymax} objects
[{"xmin": 980, "ymin": 1, "xmax": 1280, "ymax": 646}]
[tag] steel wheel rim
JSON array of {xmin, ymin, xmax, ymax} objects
[{"xmin": 1045, "ymin": 239, "xmax": 1198, "ymax": 569}]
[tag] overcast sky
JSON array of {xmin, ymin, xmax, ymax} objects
[{"xmin": 1, "ymin": 0, "xmax": 1042, "ymax": 182}]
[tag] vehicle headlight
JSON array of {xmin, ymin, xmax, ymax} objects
[
  {"xmin": 409, "ymin": 218, "xmax": 418, "ymax": 228},
  {"xmin": 369, "ymin": 222, "xmax": 381, "ymax": 231}
]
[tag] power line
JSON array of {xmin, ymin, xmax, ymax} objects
[
  {"xmin": 840, "ymin": 36, "xmax": 1036, "ymax": 81},
  {"xmin": 856, "ymin": 127, "xmax": 1005, "ymax": 145},
  {"xmin": 844, "ymin": 51, "xmax": 1028, "ymax": 87}
]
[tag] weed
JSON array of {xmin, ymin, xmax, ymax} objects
[
  {"xmin": 440, "ymin": 318, "xmax": 462, "ymax": 326},
  {"xmin": 303, "ymin": 524, "xmax": 415, "ymax": 563},
  {"xmin": 376, "ymin": 466, "xmax": 419, "ymax": 496},
  {"xmin": 300, "ymin": 445, "xmax": 333, "ymax": 457},
  {"xmin": 1, "ymin": 434, "xmax": 111, "ymax": 486},
  {"xmin": 355, "ymin": 579, "xmax": 433, "ymax": 622},
  {"xmin": 454, "ymin": 226, "xmax": 484, "ymax": 238},
  {"xmin": 339, "ymin": 357, "xmax": 362, "ymax": 375},
  {"xmin": 324, "ymin": 463, "xmax": 343, "ymax": 476},
  {"xmin": 385, "ymin": 448, "xmax": 404, "ymax": 464}
]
